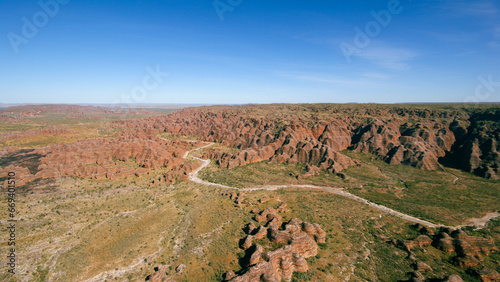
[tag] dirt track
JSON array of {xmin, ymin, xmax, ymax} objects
[{"xmin": 187, "ymin": 142, "xmax": 499, "ymax": 230}]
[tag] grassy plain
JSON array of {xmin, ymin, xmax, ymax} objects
[
  {"xmin": 199, "ymin": 150, "xmax": 500, "ymax": 226},
  {"xmin": 0, "ymin": 175, "xmax": 427, "ymax": 281}
]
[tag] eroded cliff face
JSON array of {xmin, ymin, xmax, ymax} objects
[
  {"xmin": 446, "ymin": 109, "xmax": 500, "ymax": 180},
  {"xmin": 119, "ymin": 105, "xmax": 498, "ymax": 180}
]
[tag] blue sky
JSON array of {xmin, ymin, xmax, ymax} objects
[{"xmin": 1, "ymin": 0, "xmax": 499, "ymax": 104}]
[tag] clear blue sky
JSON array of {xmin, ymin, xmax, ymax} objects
[{"xmin": 1, "ymin": 0, "xmax": 499, "ymax": 104}]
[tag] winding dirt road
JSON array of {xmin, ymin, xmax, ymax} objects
[{"xmin": 186, "ymin": 142, "xmax": 499, "ymax": 230}]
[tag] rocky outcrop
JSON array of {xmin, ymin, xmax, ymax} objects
[
  {"xmin": 222, "ymin": 191, "xmax": 253, "ymax": 208},
  {"xmin": 402, "ymin": 235, "xmax": 433, "ymax": 251},
  {"xmin": 3, "ymin": 104, "xmax": 498, "ymax": 180},
  {"xmin": 118, "ymin": 104, "xmax": 498, "ymax": 180},
  {"xmin": 224, "ymin": 204, "xmax": 326, "ymax": 282},
  {"xmin": 0, "ymin": 165, "xmax": 38, "ymax": 188},
  {"xmin": 1, "ymin": 129, "xmax": 201, "ymax": 186},
  {"xmin": 393, "ymin": 224, "xmax": 499, "ymax": 281},
  {"xmin": 0, "ymin": 148, "xmax": 47, "ymax": 189},
  {"xmin": 297, "ymin": 164, "xmax": 320, "ymax": 179},
  {"xmin": 409, "ymin": 270, "xmax": 425, "ymax": 282},
  {"xmin": 448, "ymin": 110, "xmax": 500, "ymax": 180},
  {"xmin": 414, "ymin": 261, "xmax": 432, "ymax": 272},
  {"xmin": 434, "ymin": 232, "xmax": 455, "ymax": 254},
  {"xmin": 352, "ymin": 120, "xmax": 455, "ymax": 171},
  {"xmin": 443, "ymin": 274, "xmax": 464, "ymax": 282},
  {"xmin": 146, "ymin": 265, "xmax": 169, "ymax": 282},
  {"xmin": 452, "ymin": 230, "xmax": 497, "ymax": 261},
  {"xmin": 474, "ymin": 268, "xmax": 500, "ymax": 282}
]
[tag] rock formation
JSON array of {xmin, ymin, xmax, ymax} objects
[
  {"xmin": 446, "ymin": 110, "xmax": 500, "ymax": 180},
  {"xmin": 146, "ymin": 265, "xmax": 169, "ymax": 282},
  {"xmin": 393, "ymin": 224, "xmax": 499, "ymax": 281},
  {"xmin": 221, "ymin": 191, "xmax": 253, "ymax": 208},
  {"xmin": 115, "ymin": 104, "xmax": 498, "ymax": 180},
  {"xmin": 224, "ymin": 203, "xmax": 326, "ymax": 282},
  {"xmin": 1, "ymin": 129, "xmax": 202, "ymax": 187},
  {"xmin": 3, "ymin": 103, "xmax": 499, "ymax": 193},
  {"xmin": 2, "ymin": 104, "xmax": 499, "ymax": 181},
  {"xmin": 474, "ymin": 268, "xmax": 500, "ymax": 282}
]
